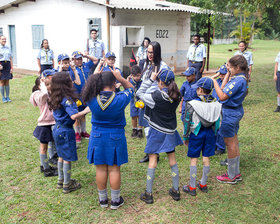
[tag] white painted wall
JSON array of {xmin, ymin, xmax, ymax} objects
[
  {"xmin": 111, "ymin": 9, "xmax": 190, "ymax": 71},
  {"xmin": 0, "ymin": 0, "xmax": 107, "ymax": 70}
]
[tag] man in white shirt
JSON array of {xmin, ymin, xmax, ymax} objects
[
  {"xmin": 187, "ymin": 34, "xmax": 206, "ymax": 81},
  {"xmin": 86, "ymin": 29, "xmax": 105, "ymax": 59}
]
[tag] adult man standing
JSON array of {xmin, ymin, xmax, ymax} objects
[
  {"xmin": 186, "ymin": 34, "xmax": 206, "ymax": 81},
  {"xmin": 86, "ymin": 29, "xmax": 105, "ymax": 59}
]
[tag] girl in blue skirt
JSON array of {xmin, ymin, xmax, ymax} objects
[
  {"xmin": 82, "ymin": 68, "xmax": 133, "ymax": 209},
  {"xmin": 136, "ymin": 68, "xmax": 183, "ymax": 204},
  {"xmin": 48, "ymin": 72, "xmax": 90, "ymax": 194}
]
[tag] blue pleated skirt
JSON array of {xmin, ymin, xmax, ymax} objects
[
  {"xmin": 144, "ymin": 127, "xmax": 183, "ymax": 154},
  {"xmin": 87, "ymin": 126, "xmax": 128, "ymax": 166}
]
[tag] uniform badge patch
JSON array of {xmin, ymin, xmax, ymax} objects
[{"xmin": 66, "ymin": 100, "xmax": 72, "ymax": 105}]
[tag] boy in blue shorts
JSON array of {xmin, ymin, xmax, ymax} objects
[
  {"xmin": 127, "ymin": 65, "xmax": 143, "ymax": 138},
  {"xmin": 182, "ymin": 77, "xmax": 222, "ymax": 196},
  {"xmin": 179, "ymin": 67, "xmax": 197, "ymax": 122}
]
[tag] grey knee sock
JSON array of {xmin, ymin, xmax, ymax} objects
[
  {"xmin": 277, "ymin": 97, "xmax": 280, "ymax": 106},
  {"xmin": 227, "ymin": 157, "xmax": 237, "ymax": 179},
  {"xmin": 63, "ymin": 163, "xmax": 71, "ymax": 184},
  {"xmin": 170, "ymin": 164, "xmax": 179, "ymax": 191},
  {"xmin": 200, "ymin": 166, "xmax": 210, "ymax": 185},
  {"xmin": 81, "ymin": 121, "xmax": 86, "ymax": 133},
  {"xmin": 190, "ymin": 166, "xmax": 197, "ymax": 188},
  {"xmin": 111, "ymin": 188, "xmax": 120, "ymax": 203},
  {"xmin": 74, "ymin": 125, "xmax": 81, "ymax": 134},
  {"xmin": 98, "ymin": 188, "xmax": 108, "ymax": 201},
  {"xmin": 0, "ymin": 86, "xmax": 4, "ymax": 98},
  {"xmin": 48, "ymin": 142, "xmax": 55, "ymax": 158},
  {"xmin": 236, "ymin": 156, "xmax": 240, "ymax": 175},
  {"xmin": 40, "ymin": 153, "xmax": 50, "ymax": 170},
  {"xmin": 146, "ymin": 167, "xmax": 156, "ymax": 193},
  {"xmin": 58, "ymin": 161, "xmax": 63, "ymax": 180},
  {"xmin": 4, "ymin": 85, "xmax": 9, "ymax": 98}
]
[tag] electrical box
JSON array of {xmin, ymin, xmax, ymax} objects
[{"xmin": 88, "ymin": 18, "xmax": 102, "ymax": 39}]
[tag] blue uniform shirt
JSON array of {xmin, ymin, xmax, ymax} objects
[
  {"xmin": 102, "ymin": 65, "xmax": 123, "ymax": 76},
  {"xmin": 180, "ymin": 80, "xmax": 197, "ymax": 102},
  {"xmin": 212, "ymin": 78, "xmax": 223, "ymax": 101},
  {"xmin": 53, "ymin": 98, "xmax": 79, "ymax": 126},
  {"xmin": 88, "ymin": 39, "xmax": 105, "ymax": 59},
  {"xmin": 37, "ymin": 48, "xmax": 54, "ymax": 65},
  {"xmin": 70, "ymin": 60, "xmax": 95, "ymax": 94},
  {"xmin": 88, "ymin": 88, "xmax": 134, "ymax": 128},
  {"xmin": 0, "ymin": 45, "xmax": 12, "ymax": 61},
  {"xmin": 130, "ymin": 78, "xmax": 142, "ymax": 103},
  {"xmin": 234, "ymin": 51, "xmax": 253, "ymax": 67},
  {"xmin": 222, "ymin": 73, "xmax": 247, "ymax": 109}
]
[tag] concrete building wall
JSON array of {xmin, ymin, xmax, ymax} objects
[
  {"xmin": 111, "ymin": 9, "xmax": 190, "ymax": 72},
  {"xmin": 0, "ymin": 0, "xmax": 107, "ymax": 70}
]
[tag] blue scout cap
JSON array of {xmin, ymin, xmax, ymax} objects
[
  {"xmin": 57, "ymin": 54, "xmax": 70, "ymax": 62},
  {"xmin": 192, "ymin": 77, "xmax": 214, "ymax": 91},
  {"xmin": 157, "ymin": 69, "xmax": 175, "ymax": 85},
  {"xmin": 72, "ymin": 51, "xmax": 83, "ymax": 59},
  {"xmin": 216, "ymin": 64, "xmax": 227, "ymax": 75},
  {"xmin": 182, "ymin": 67, "xmax": 196, "ymax": 77},
  {"xmin": 105, "ymin": 51, "xmax": 116, "ymax": 58},
  {"xmin": 42, "ymin": 69, "xmax": 55, "ymax": 78}
]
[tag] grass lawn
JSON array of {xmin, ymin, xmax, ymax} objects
[{"xmin": 0, "ymin": 39, "xmax": 280, "ymax": 223}]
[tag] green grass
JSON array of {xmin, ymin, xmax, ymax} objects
[{"xmin": 1, "ymin": 39, "xmax": 280, "ymax": 223}]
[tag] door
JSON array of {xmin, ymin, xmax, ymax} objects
[{"xmin": 9, "ymin": 25, "xmax": 17, "ymax": 65}]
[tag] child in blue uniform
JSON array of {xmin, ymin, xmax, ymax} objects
[
  {"xmin": 212, "ymin": 64, "xmax": 227, "ymax": 155},
  {"xmin": 82, "ymin": 68, "xmax": 133, "ymax": 209},
  {"xmin": 69, "ymin": 51, "xmax": 98, "ymax": 143},
  {"xmin": 182, "ymin": 77, "xmax": 222, "ymax": 196},
  {"xmin": 136, "ymin": 68, "xmax": 183, "ymax": 204},
  {"xmin": 212, "ymin": 55, "xmax": 248, "ymax": 184},
  {"xmin": 127, "ymin": 65, "xmax": 143, "ymax": 138},
  {"xmin": 179, "ymin": 67, "xmax": 197, "ymax": 121},
  {"xmin": 274, "ymin": 51, "xmax": 280, "ymax": 112},
  {"xmin": 48, "ymin": 72, "xmax": 90, "ymax": 193}
]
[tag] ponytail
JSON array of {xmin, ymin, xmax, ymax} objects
[
  {"xmin": 167, "ymin": 80, "xmax": 181, "ymax": 102},
  {"xmin": 32, "ymin": 77, "xmax": 41, "ymax": 93}
]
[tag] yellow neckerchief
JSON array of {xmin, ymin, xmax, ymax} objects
[
  {"xmin": 78, "ymin": 65, "xmax": 86, "ymax": 81},
  {"xmin": 43, "ymin": 48, "xmax": 49, "ymax": 62},
  {"xmin": 97, "ymin": 92, "xmax": 116, "ymax": 111},
  {"xmin": 193, "ymin": 43, "xmax": 200, "ymax": 61}
]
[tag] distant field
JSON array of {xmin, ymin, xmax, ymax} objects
[{"xmin": 0, "ymin": 40, "xmax": 279, "ymax": 223}]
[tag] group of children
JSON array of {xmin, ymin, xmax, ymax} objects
[{"xmin": 30, "ymin": 40, "xmax": 248, "ymax": 209}]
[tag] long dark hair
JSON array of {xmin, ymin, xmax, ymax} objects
[
  {"xmin": 166, "ymin": 80, "xmax": 181, "ymax": 102},
  {"xmin": 41, "ymin": 39, "xmax": 49, "ymax": 49},
  {"xmin": 141, "ymin": 37, "xmax": 151, "ymax": 47},
  {"xmin": 32, "ymin": 77, "xmax": 41, "ymax": 93},
  {"xmin": 145, "ymin": 41, "xmax": 162, "ymax": 68},
  {"xmin": 82, "ymin": 71, "xmax": 116, "ymax": 103},
  {"xmin": 48, "ymin": 72, "xmax": 78, "ymax": 110}
]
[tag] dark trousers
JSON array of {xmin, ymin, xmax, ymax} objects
[{"xmin": 189, "ymin": 61, "xmax": 203, "ymax": 81}]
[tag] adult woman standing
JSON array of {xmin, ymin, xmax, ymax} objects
[
  {"xmin": 234, "ymin": 41, "xmax": 253, "ymax": 81},
  {"xmin": 211, "ymin": 55, "xmax": 248, "ymax": 184},
  {"xmin": 0, "ymin": 35, "xmax": 13, "ymax": 103},
  {"xmin": 136, "ymin": 37, "xmax": 151, "ymax": 71},
  {"xmin": 37, "ymin": 39, "xmax": 54, "ymax": 75},
  {"xmin": 138, "ymin": 41, "xmax": 168, "ymax": 163},
  {"xmin": 82, "ymin": 69, "xmax": 133, "ymax": 209}
]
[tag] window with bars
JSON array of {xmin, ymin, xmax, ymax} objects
[{"xmin": 32, "ymin": 25, "xmax": 44, "ymax": 49}]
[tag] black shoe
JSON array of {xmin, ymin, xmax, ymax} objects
[
  {"xmin": 99, "ymin": 199, "xmax": 109, "ymax": 208},
  {"xmin": 44, "ymin": 167, "xmax": 58, "ymax": 177},
  {"xmin": 139, "ymin": 154, "xmax": 149, "ymax": 163},
  {"xmin": 137, "ymin": 129, "xmax": 143, "ymax": 138},
  {"xmin": 40, "ymin": 165, "xmax": 44, "ymax": 173},
  {"xmin": 57, "ymin": 179, "xmax": 63, "ymax": 189},
  {"xmin": 220, "ymin": 158, "xmax": 228, "ymax": 166},
  {"xmin": 110, "ymin": 196, "xmax": 124, "ymax": 210},
  {"xmin": 48, "ymin": 154, "xmax": 58, "ymax": 167},
  {"xmin": 140, "ymin": 191, "xmax": 154, "ymax": 204},
  {"xmin": 197, "ymin": 182, "xmax": 208, "ymax": 193},
  {"xmin": 183, "ymin": 185, "xmax": 197, "ymax": 196},
  {"xmin": 215, "ymin": 149, "xmax": 226, "ymax": 155},
  {"xmin": 274, "ymin": 106, "xmax": 280, "ymax": 112},
  {"xmin": 131, "ymin": 129, "xmax": 138, "ymax": 138},
  {"xmin": 63, "ymin": 179, "xmax": 81, "ymax": 194},
  {"xmin": 168, "ymin": 187, "xmax": 180, "ymax": 201}
]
